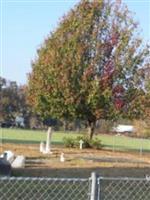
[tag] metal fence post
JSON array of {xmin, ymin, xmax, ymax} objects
[
  {"xmin": 90, "ymin": 172, "xmax": 97, "ymax": 200},
  {"xmin": 97, "ymin": 177, "xmax": 100, "ymax": 200}
]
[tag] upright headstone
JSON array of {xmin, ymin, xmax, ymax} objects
[
  {"xmin": 3, "ymin": 150, "xmax": 15, "ymax": 164},
  {"xmin": 0, "ymin": 158, "xmax": 11, "ymax": 176},
  {"xmin": 44, "ymin": 127, "xmax": 52, "ymax": 154},
  {"xmin": 60, "ymin": 153, "xmax": 65, "ymax": 162},
  {"xmin": 11, "ymin": 155, "xmax": 25, "ymax": 168},
  {"xmin": 40, "ymin": 142, "xmax": 45, "ymax": 153},
  {"xmin": 79, "ymin": 140, "xmax": 84, "ymax": 149}
]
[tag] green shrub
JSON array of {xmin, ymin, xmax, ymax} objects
[
  {"xmin": 75, "ymin": 136, "xmax": 91, "ymax": 148},
  {"xmin": 63, "ymin": 135, "xmax": 102, "ymax": 149},
  {"xmin": 63, "ymin": 137, "xmax": 76, "ymax": 148},
  {"xmin": 90, "ymin": 138, "xmax": 102, "ymax": 149},
  {"xmin": 143, "ymin": 129, "xmax": 150, "ymax": 138}
]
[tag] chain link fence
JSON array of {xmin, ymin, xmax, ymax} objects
[
  {"xmin": 0, "ymin": 177, "xmax": 90, "ymax": 200},
  {"xmin": 0, "ymin": 173, "xmax": 150, "ymax": 200},
  {"xmin": 98, "ymin": 177, "xmax": 150, "ymax": 200}
]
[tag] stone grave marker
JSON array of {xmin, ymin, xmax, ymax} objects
[
  {"xmin": 3, "ymin": 150, "xmax": 15, "ymax": 164},
  {"xmin": 11, "ymin": 155, "xmax": 25, "ymax": 168},
  {"xmin": 79, "ymin": 139, "xmax": 84, "ymax": 149},
  {"xmin": 42, "ymin": 127, "xmax": 53, "ymax": 154},
  {"xmin": 60, "ymin": 153, "xmax": 65, "ymax": 162},
  {"xmin": 40, "ymin": 142, "xmax": 45, "ymax": 153},
  {"xmin": 0, "ymin": 158, "xmax": 11, "ymax": 176}
]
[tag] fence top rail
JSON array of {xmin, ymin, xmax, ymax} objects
[
  {"xmin": 0, "ymin": 176, "xmax": 89, "ymax": 182},
  {"xmin": 98, "ymin": 176, "xmax": 150, "ymax": 181},
  {"xmin": 0, "ymin": 175, "xmax": 150, "ymax": 182}
]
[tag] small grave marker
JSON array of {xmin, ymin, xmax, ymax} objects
[
  {"xmin": 11, "ymin": 155, "xmax": 25, "ymax": 168},
  {"xmin": 0, "ymin": 158, "xmax": 11, "ymax": 176},
  {"xmin": 40, "ymin": 142, "xmax": 45, "ymax": 153},
  {"xmin": 79, "ymin": 139, "xmax": 84, "ymax": 149},
  {"xmin": 3, "ymin": 150, "xmax": 15, "ymax": 164},
  {"xmin": 60, "ymin": 153, "xmax": 65, "ymax": 162}
]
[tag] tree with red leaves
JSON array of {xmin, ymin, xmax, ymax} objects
[{"xmin": 27, "ymin": 0, "xmax": 149, "ymax": 139}]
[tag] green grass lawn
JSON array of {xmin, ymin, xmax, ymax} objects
[
  {"xmin": 0, "ymin": 128, "xmax": 80, "ymax": 144},
  {"xmin": 0, "ymin": 128, "xmax": 150, "ymax": 152},
  {"xmin": 98, "ymin": 134, "xmax": 150, "ymax": 151}
]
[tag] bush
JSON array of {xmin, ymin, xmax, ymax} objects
[
  {"xmin": 63, "ymin": 137, "xmax": 76, "ymax": 148},
  {"xmin": 90, "ymin": 138, "xmax": 102, "ymax": 149},
  {"xmin": 63, "ymin": 135, "xmax": 102, "ymax": 149},
  {"xmin": 75, "ymin": 136, "xmax": 91, "ymax": 148},
  {"xmin": 143, "ymin": 129, "xmax": 150, "ymax": 138}
]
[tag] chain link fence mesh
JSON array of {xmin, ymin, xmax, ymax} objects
[
  {"xmin": 0, "ymin": 175, "xmax": 149, "ymax": 200},
  {"xmin": 0, "ymin": 177, "xmax": 90, "ymax": 200},
  {"xmin": 98, "ymin": 177, "xmax": 150, "ymax": 200}
]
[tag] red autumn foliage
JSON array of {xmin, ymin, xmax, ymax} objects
[
  {"xmin": 111, "ymin": 32, "xmax": 119, "ymax": 46},
  {"xmin": 114, "ymin": 98, "xmax": 124, "ymax": 110},
  {"xmin": 83, "ymin": 66, "xmax": 94, "ymax": 79},
  {"xmin": 100, "ymin": 60, "xmax": 115, "ymax": 87},
  {"xmin": 113, "ymin": 84, "xmax": 124, "ymax": 95},
  {"xmin": 103, "ymin": 60, "xmax": 115, "ymax": 76}
]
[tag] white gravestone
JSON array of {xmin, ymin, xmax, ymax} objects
[
  {"xmin": 43, "ymin": 127, "xmax": 53, "ymax": 154},
  {"xmin": 3, "ymin": 151, "xmax": 15, "ymax": 164},
  {"xmin": 79, "ymin": 140, "xmax": 84, "ymax": 149},
  {"xmin": 11, "ymin": 155, "xmax": 25, "ymax": 168},
  {"xmin": 40, "ymin": 142, "xmax": 45, "ymax": 153},
  {"xmin": 60, "ymin": 153, "xmax": 65, "ymax": 162}
]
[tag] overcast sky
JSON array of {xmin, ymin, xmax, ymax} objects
[{"xmin": 1, "ymin": 0, "xmax": 150, "ymax": 85}]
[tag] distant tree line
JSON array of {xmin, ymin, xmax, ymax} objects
[
  {"xmin": 0, "ymin": 77, "xmax": 41, "ymax": 128},
  {"xmin": 0, "ymin": 77, "xmax": 75, "ymax": 130}
]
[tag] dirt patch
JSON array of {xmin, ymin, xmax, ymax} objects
[{"xmin": 1, "ymin": 143, "xmax": 150, "ymax": 178}]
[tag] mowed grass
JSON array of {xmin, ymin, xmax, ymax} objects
[
  {"xmin": 0, "ymin": 128, "xmax": 79, "ymax": 144},
  {"xmin": 98, "ymin": 134, "xmax": 150, "ymax": 151},
  {"xmin": 0, "ymin": 128, "xmax": 150, "ymax": 152}
]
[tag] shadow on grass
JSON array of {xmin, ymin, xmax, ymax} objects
[
  {"xmin": 12, "ymin": 167, "xmax": 150, "ymax": 178},
  {"xmin": 2, "ymin": 139, "xmax": 150, "ymax": 153},
  {"xmin": 2, "ymin": 139, "xmax": 62, "ymax": 145}
]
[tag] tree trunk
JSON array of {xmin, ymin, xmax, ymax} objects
[
  {"xmin": 63, "ymin": 120, "xmax": 68, "ymax": 132},
  {"xmin": 88, "ymin": 121, "xmax": 96, "ymax": 139}
]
